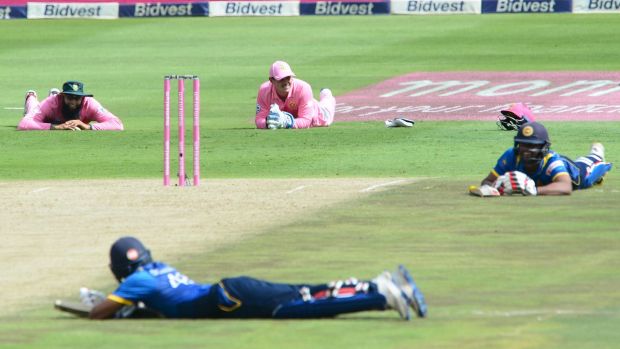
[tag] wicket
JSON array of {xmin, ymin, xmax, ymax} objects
[{"xmin": 164, "ymin": 75, "xmax": 200, "ymax": 186}]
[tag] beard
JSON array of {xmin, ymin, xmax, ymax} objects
[{"xmin": 61, "ymin": 101, "xmax": 82, "ymax": 120}]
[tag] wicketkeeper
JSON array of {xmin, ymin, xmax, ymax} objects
[
  {"xmin": 255, "ymin": 61, "xmax": 335, "ymax": 129},
  {"xmin": 84, "ymin": 237, "xmax": 427, "ymax": 321},
  {"xmin": 479, "ymin": 122, "xmax": 612, "ymax": 196}
]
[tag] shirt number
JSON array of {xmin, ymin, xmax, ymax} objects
[{"xmin": 167, "ymin": 272, "xmax": 194, "ymax": 288}]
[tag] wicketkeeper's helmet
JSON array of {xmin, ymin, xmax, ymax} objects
[
  {"xmin": 497, "ymin": 103, "xmax": 536, "ymax": 131},
  {"xmin": 109, "ymin": 236, "xmax": 153, "ymax": 282},
  {"xmin": 513, "ymin": 122, "xmax": 551, "ymax": 165}
]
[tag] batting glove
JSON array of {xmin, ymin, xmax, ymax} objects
[
  {"xmin": 79, "ymin": 287, "xmax": 106, "ymax": 307},
  {"xmin": 267, "ymin": 104, "xmax": 294, "ymax": 129},
  {"xmin": 510, "ymin": 171, "xmax": 537, "ymax": 196},
  {"xmin": 494, "ymin": 171, "xmax": 537, "ymax": 196}
]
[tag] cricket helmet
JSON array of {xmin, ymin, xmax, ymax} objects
[
  {"xmin": 497, "ymin": 103, "xmax": 535, "ymax": 131},
  {"xmin": 513, "ymin": 122, "xmax": 551, "ymax": 165},
  {"xmin": 109, "ymin": 236, "xmax": 152, "ymax": 282}
]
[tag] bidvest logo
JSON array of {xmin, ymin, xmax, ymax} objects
[
  {"xmin": 210, "ymin": 1, "xmax": 299, "ymax": 17},
  {"xmin": 135, "ymin": 3, "xmax": 193, "ymax": 17},
  {"xmin": 391, "ymin": 0, "xmax": 481, "ymax": 14},
  {"xmin": 226, "ymin": 2, "xmax": 284, "ymax": 15},
  {"xmin": 588, "ymin": 0, "xmax": 620, "ymax": 9},
  {"xmin": 28, "ymin": 3, "xmax": 119, "ymax": 19},
  {"xmin": 0, "ymin": 6, "xmax": 11, "ymax": 19},
  {"xmin": 44, "ymin": 4, "xmax": 103, "ymax": 16},
  {"xmin": 407, "ymin": 0, "xmax": 467, "ymax": 12},
  {"xmin": 315, "ymin": 2, "xmax": 375, "ymax": 15},
  {"xmin": 496, "ymin": 0, "xmax": 556, "ymax": 12}
]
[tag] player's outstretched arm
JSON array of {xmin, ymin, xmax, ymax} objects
[
  {"xmin": 536, "ymin": 174, "xmax": 572, "ymax": 196},
  {"xmin": 89, "ymin": 298, "xmax": 124, "ymax": 320},
  {"xmin": 481, "ymin": 172, "xmax": 498, "ymax": 187}
]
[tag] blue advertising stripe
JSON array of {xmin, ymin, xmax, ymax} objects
[
  {"xmin": 0, "ymin": 5, "xmax": 27, "ymax": 19},
  {"xmin": 481, "ymin": 0, "xmax": 572, "ymax": 13},
  {"xmin": 119, "ymin": 2, "xmax": 209, "ymax": 17},
  {"xmin": 300, "ymin": 1, "xmax": 390, "ymax": 15}
]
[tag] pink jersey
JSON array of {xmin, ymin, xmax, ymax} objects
[
  {"xmin": 255, "ymin": 78, "xmax": 323, "ymax": 129},
  {"xmin": 18, "ymin": 94, "xmax": 124, "ymax": 131}
]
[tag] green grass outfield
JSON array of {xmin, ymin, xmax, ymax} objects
[{"xmin": 1, "ymin": 14, "xmax": 620, "ymax": 349}]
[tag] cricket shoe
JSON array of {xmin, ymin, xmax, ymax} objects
[
  {"xmin": 373, "ymin": 271, "xmax": 411, "ymax": 320},
  {"xmin": 590, "ymin": 142, "xmax": 605, "ymax": 162},
  {"xmin": 24, "ymin": 90, "xmax": 37, "ymax": 115},
  {"xmin": 319, "ymin": 88, "xmax": 333, "ymax": 100},
  {"xmin": 48, "ymin": 88, "xmax": 60, "ymax": 97},
  {"xmin": 392, "ymin": 265, "xmax": 428, "ymax": 318}
]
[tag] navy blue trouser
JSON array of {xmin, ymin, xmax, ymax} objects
[{"xmin": 194, "ymin": 276, "xmax": 387, "ymax": 319}]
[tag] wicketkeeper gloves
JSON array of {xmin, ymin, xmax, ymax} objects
[{"xmin": 267, "ymin": 104, "xmax": 294, "ymax": 129}]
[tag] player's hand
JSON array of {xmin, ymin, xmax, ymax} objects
[
  {"xmin": 494, "ymin": 171, "xmax": 537, "ymax": 196},
  {"xmin": 64, "ymin": 119, "xmax": 90, "ymax": 130},
  {"xmin": 79, "ymin": 287, "xmax": 106, "ymax": 307},
  {"xmin": 510, "ymin": 171, "xmax": 537, "ymax": 196},
  {"xmin": 266, "ymin": 104, "xmax": 294, "ymax": 129}
]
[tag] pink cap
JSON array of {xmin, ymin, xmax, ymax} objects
[
  {"xmin": 269, "ymin": 61, "xmax": 296, "ymax": 81},
  {"xmin": 501, "ymin": 103, "xmax": 536, "ymax": 122}
]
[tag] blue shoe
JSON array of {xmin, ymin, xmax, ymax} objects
[{"xmin": 393, "ymin": 265, "xmax": 427, "ymax": 318}]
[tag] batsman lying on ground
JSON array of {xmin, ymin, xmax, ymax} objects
[
  {"xmin": 473, "ymin": 121, "xmax": 612, "ymax": 196},
  {"xmin": 67, "ymin": 237, "xmax": 427, "ymax": 320}
]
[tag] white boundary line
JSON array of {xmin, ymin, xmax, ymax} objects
[
  {"xmin": 3, "ymin": 107, "xmax": 22, "ymax": 110},
  {"xmin": 286, "ymin": 185, "xmax": 307, "ymax": 194},
  {"xmin": 31, "ymin": 187, "xmax": 50, "ymax": 193},
  {"xmin": 360, "ymin": 179, "xmax": 410, "ymax": 193},
  {"xmin": 471, "ymin": 309, "xmax": 614, "ymax": 317}
]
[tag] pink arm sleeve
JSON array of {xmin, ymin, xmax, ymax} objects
[
  {"xmin": 83, "ymin": 99, "xmax": 124, "ymax": 131},
  {"xmin": 292, "ymin": 85, "xmax": 315, "ymax": 129},
  {"xmin": 17, "ymin": 97, "xmax": 54, "ymax": 130},
  {"xmin": 17, "ymin": 115, "xmax": 52, "ymax": 130}
]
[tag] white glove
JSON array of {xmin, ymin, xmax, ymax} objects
[
  {"xmin": 266, "ymin": 104, "xmax": 294, "ymax": 129},
  {"xmin": 494, "ymin": 171, "xmax": 537, "ymax": 196},
  {"xmin": 469, "ymin": 184, "xmax": 500, "ymax": 197},
  {"xmin": 385, "ymin": 117, "xmax": 415, "ymax": 128},
  {"xmin": 79, "ymin": 287, "xmax": 106, "ymax": 307}
]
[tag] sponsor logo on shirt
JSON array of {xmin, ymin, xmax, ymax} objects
[
  {"xmin": 288, "ymin": 101, "xmax": 298, "ymax": 109},
  {"xmin": 546, "ymin": 159, "xmax": 564, "ymax": 176}
]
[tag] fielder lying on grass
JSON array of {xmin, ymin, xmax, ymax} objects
[
  {"xmin": 17, "ymin": 80, "xmax": 123, "ymax": 131},
  {"xmin": 255, "ymin": 61, "xmax": 335, "ymax": 129},
  {"xmin": 75, "ymin": 237, "xmax": 427, "ymax": 321},
  {"xmin": 474, "ymin": 121, "xmax": 612, "ymax": 196}
]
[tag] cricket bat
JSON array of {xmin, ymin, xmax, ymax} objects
[
  {"xmin": 468, "ymin": 184, "xmax": 500, "ymax": 197},
  {"xmin": 54, "ymin": 299, "xmax": 92, "ymax": 318}
]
